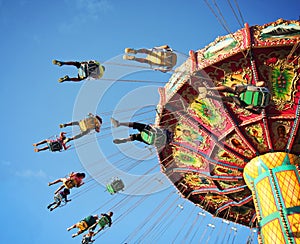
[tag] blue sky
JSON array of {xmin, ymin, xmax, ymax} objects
[{"xmin": 1, "ymin": 0, "xmax": 299, "ymax": 243}]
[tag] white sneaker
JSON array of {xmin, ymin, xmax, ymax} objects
[
  {"xmin": 198, "ymin": 87, "xmax": 207, "ymax": 99},
  {"xmin": 111, "ymin": 118, "xmax": 120, "ymax": 127},
  {"xmin": 113, "ymin": 138, "xmax": 128, "ymax": 144},
  {"xmin": 125, "ymin": 48, "xmax": 137, "ymax": 54},
  {"xmin": 123, "ymin": 55, "xmax": 135, "ymax": 60}
]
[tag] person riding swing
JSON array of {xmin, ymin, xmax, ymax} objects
[
  {"xmin": 123, "ymin": 45, "xmax": 177, "ymax": 72},
  {"xmin": 47, "ymin": 188, "xmax": 71, "ymax": 211},
  {"xmin": 198, "ymin": 81, "xmax": 271, "ymax": 114},
  {"xmin": 67, "ymin": 215, "xmax": 99, "ymax": 238},
  {"xmin": 88, "ymin": 212, "xmax": 113, "ymax": 236},
  {"xmin": 33, "ymin": 132, "xmax": 71, "ymax": 152},
  {"xmin": 48, "ymin": 172, "xmax": 86, "ymax": 194},
  {"xmin": 52, "ymin": 59, "xmax": 105, "ymax": 83},
  {"xmin": 59, "ymin": 113, "xmax": 102, "ymax": 141},
  {"xmin": 110, "ymin": 118, "xmax": 173, "ymax": 148}
]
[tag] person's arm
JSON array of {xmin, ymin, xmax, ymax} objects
[
  {"xmin": 93, "ymin": 226, "xmax": 104, "ymax": 236},
  {"xmin": 154, "ymin": 44, "xmax": 169, "ymax": 50},
  {"xmin": 60, "ymin": 133, "xmax": 71, "ymax": 150},
  {"xmin": 88, "ymin": 113, "xmax": 94, "ymax": 118},
  {"xmin": 65, "ymin": 194, "xmax": 72, "ymax": 202},
  {"xmin": 108, "ymin": 218, "xmax": 112, "ymax": 227},
  {"xmin": 154, "ymin": 67, "xmax": 168, "ymax": 73},
  {"xmin": 64, "ymin": 195, "xmax": 72, "ymax": 202},
  {"xmin": 63, "ymin": 144, "xmax": 71, "ymax": 150},
  {"xmin": 102, "ymin": 214, "xmax": 112, "ymax": 227},
  {"xmin": 247, "ymin": 107, "xmax": 262, "ymax": 114},
  {"xmin": 88, "ymin": 222, "xmax": 98, "ymax": 231},
  {"xmin": 77, "ymin": 182, "xmax": 85, "ymax": 187}
]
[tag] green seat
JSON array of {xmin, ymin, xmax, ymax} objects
[
  {"xmin": 239, "ymin": 87, "xmax": 270, "ymax": 108},
  {"xmin": 141, "ymin": 127, "xmax": 168, "ymax": 147},
  {"xmin": 106, "ymin": 184, "xmax": 115, "ymax": 194},
  {"xmin": 141, "ymin": 130, "xmax": 156, "ymax": 145},
  {"xmin": 98, "ymin": 216, "xmax": 110, "ymax": 228},
  {"xmin": 106, "ymin": 178, "xmax": 125, "ymax": 194}
]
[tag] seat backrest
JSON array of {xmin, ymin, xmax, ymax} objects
[
  {"xmin": 141, "ymin": 130, "xmax": 156, "ymax": 145},
  {"xmin": 98, "ymin": 216, "xmax": 110, "ymax": 228},
  {"xmin": 239, "ymin": 88, "xmax": 270, "ymax": 107},
  {"xmin": 106, "ymin": 184, "xmax": 115, "ymax": 194},
  {"xmin": 48, "ymin": 141, "xmax": 63, "ymax": 152}
]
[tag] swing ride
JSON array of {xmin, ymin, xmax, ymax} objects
[
  {"xmin": 155, "ymin": 18, "xmax": 300, "ymax": 243},
  {"xmin": 36, "ymin": 11, "xmax": 300, "ymax": 244}
]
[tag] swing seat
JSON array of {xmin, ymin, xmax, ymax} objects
[
  {"xmin": 239, "ymin": 87, "xmax": 271, "ymax": 108},
  {"xmin": 141, "ymin": 130, "xmax": 156, "ymax": 145},
  {"xmin": 79, "ymin": 117, "xmax": 99, "ymax": 132},
  {"xmin": 78, "ymin": 62, "xmax": 102, "ymax": 79},
  {"xmin": 77, "ymin": 221, "xmax": 89, "ymax": 231},
  {"xmin": 63, "ymin": 179, "xmax": 76, "ymax": 189},
  {"xmin": 98, "ymin": 216, "xmax": 110, "ymax": 228},
  {"xmin": 147, "ymin": 51, "xmax": 177, "ymax": 72},
  {"xmin": 78, "ymin": 64, "xmax": 89, "ymax": 79},
  {"xmin": 54, "ymin": 194, "xmax": 63, "ymax": 203},
  {"xmin": 48, "ymin": 141, "xmax": 63, "ymax": 152},
  {"xmin": 82, "ymin": 236, "xmax": 93, "ymax": 244},
  {"xmin": 53, "ymin": 194, "xmax": 67, "ymax": 207},
  {"xmin": 141, "ymin": 127, "xmax": 170, "ymax": 148},
  {"xmin": 106, "ymin": 179, "xmax": 125, "ymax": 194}
]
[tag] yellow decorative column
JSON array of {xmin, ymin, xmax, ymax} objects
[{"xmin": 243, "ymin": 152, "xmax": 300, "ymax": 244}]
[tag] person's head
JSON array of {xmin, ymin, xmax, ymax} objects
[
  {"xmin": 88, "ymin": 60, "xmax": 98, "ymax": 64},
  {"xmin": 256, "ymin": 81, "xmax": 266, "ymax": 87},
  {"xmin": 128, "ymin": 134, "xmax": 135, "ymax": 141},
  {"xmin": 95, "ymin": 116, "xmax": 102, "ymax": 133},
  {"xmin": 78, "ymin": 173, "xmax": 86, "ymax": 179},
  {"xmin": 108, "ymin": 211, "xmax": 113, "ymax": 217},
  {"xmin": 182, "ymin": 129, "xmax": 191, "ymax": 137},
  {"xmin": 101, "ymin": 65, "xmax": 105, "ymax": 72},
  {"xmin": 60, "ymin": 132, "xmax": 67, "ymax": 139},
  {"xmin": 63, "ymin": 188, "xmax": 70, "ymax": 195}
]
